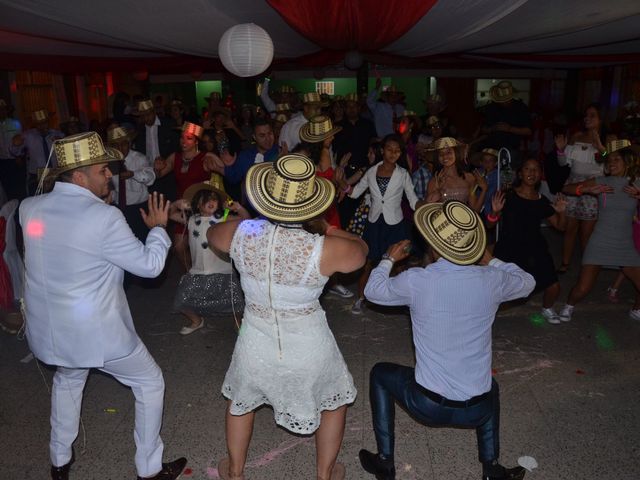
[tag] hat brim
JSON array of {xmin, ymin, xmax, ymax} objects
[
  {"xmin": 107, "ymin": 132, "xmax": 137, "ymax": 145},
  {"xmin": 245, "ymin": 162, "xmax": 335, "ymax": 223},
  {"xmin": 299, "ymin": 125, "xmax": 342, "ymax": 143},
  {"xmin": 414, "ymin": 202, "xmax": 486, "ymax": 265},
  {"xmin": 609, "ymin": 143, "xmax": 640, "ymax": 155},
  {"xmin": 182, "ymin": 182, "xmax": 228, "ymax": 205},
  {"xmin": 489, "ymin": 86, "xmax": 514, "ymax": 103},
  {"xmin": 133, "ymin": 108, "xmax": 154, "ymax": 116}
]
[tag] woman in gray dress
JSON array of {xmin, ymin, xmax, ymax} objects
[{"xmin": 558, "ymin": 140, "xmax": 640, "ymax": 321}]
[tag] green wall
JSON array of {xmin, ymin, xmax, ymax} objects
[{"xmin": 195, "ymin": 80, "xmax": 222, "ymax": 115}]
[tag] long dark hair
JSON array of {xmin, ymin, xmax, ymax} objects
[{"xmin": 191, "ymin": 188, "xmax": 224, "ymax": 217}]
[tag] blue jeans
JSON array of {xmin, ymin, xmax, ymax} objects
[{"xmin": 369, "ymin": 362, "xmax": 500, "ymax": 463}]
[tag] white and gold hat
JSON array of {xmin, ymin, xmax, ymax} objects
[
  {"xmin": 183, "ymin": 173, "xmax": 229, "ymax": 205},
  {"xmin": 414, "ymin": 200, "xmax": 486, "ymax": 265},
  {"xmin": 428, "ymin": 137, "xmax": 465, "ymax": 151},
  {"xmin": 299, "ymin": 115, "xmax": 342, "ymax": 143},
  {"xmin": 607, "ymin": 139, "xmax": 640, "ymax": 155},
  {"xmin": 245, "ymin": 154, "xmax": 335, "ymax": 223},
  {"xmin": 107, "ymin": 125, "xmax": 137, "ymax": 145},
  {"xmin": 53, "ymin": 132, "xmax": 122, "ymax": 175},
  {"xmin": 489, "ymin": 81, "xmax": 515, "ymax": 103},
  {"xmin": 134, "ymin": 99, "xmax": 155, "ymax": 115},
  {"xmin": 181, "ymin": 121, "xmax": 204, "ymax": 139},
  {"xmin": 303, "ymin": 92, "xmax": 329, "ymax": 107}
]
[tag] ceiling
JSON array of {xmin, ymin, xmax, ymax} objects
[{"xmin": 0, "ymin": 0, "xmax": 639, "ymax": 74}]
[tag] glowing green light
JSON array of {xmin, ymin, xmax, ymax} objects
[
  {"xmin": 529, "ymin": 313, "xmax": 545, "ymax": 327},
  {"xmin": 595, "ymin": 326, "xmax": 614, "ymax": 351}
]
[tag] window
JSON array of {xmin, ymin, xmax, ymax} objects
[{"xmin": 315, "ymin": 81, "xmax": 334, "ymax": 95}]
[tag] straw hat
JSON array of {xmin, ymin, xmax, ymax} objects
[
  {"xmin": 204, "ymin": 92, "xmax": 222, "ymax": 103},
  {"xmin": 607, "ymin": 139, "xmax": 640, "ymax": 155},
  {"xmin": 275, "ymin": 113, "xmax": 289, "ymax": 124},
  {"xmin": 481, "ymin": 148, "xmax": 499, "ymax": 158},
  {"xmin": 299, "ymin": 115, "xmax": 342, "ymax": 143},
  {"xmin": 279, "ymin": 85, "xmax": 297, "ymax": 94},
  {"xmin": 414, "ymin": 200, "xmax": 486, "ymax": 265},
  {"xmin": 302, "ymin": 92, "xmax": 329, "ymax": 107},
  {"xmin": 183, "ymin": 173, "xmax": 228, "ymax": 205},
  {"xmin": 245, "ymin": 154, "xmax": 335, "ymax": 223},
  {"xmin": 107, "ymin": 125, "xmax": 137, "ymax": 145},
  {"xmin": 275, "ymin": 103, "xmax": 291, "ymax": 113},
  {"xmin": 344, "ymin": 93, "xmax": 359, "ymax": 104},
  {"xmin": 428, "ymin": 137, "xmax": 465, "ymax": 151},
  {"xmin": 133, "ymin": 99, "xmax": 154, "ymax": 115},
  {"xmin": 181, "ymin": 121, "xmax": 204, "ymax": 139},
  {"xmin": 489, "ymin": 81, "xmax": 515, "ymax": 103},
  {"xmin": 426, "ymin": 115, "xmax": 441, "ymax": 127},
  {"xmin": 32, "ymin": 109, "xmax": 53, "ymax": 123},
  {"xmin": 51, "ymin": 132, "xmax": 122, "ymax": 175}
]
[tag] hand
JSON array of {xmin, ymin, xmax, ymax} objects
[
  {"xmin": 491, "ymin": 190, "xmax": 505, "ymax": 214},
  {"xmin": 153, "ymin": 156, "xmax": 166, "ymax": 172},
  {"xmin": 554, "ymin": 133, "xmax": 567, "ymax": 151},
  {"xmin": 386, "ymin": 239, "xmax": 411, "ymax": 263},
  {"xmin": 623, "ymin": 184, "xmax": 640, "ymax": 200},
  {"xmin": 477, "ymin": 249, "xmax": 494, "ymax": 266},
  {"xmin": 227, "ymin": 201, "xmax": 243, "ymax": 213},
  {"xmin": 583, "ymin": 184, "xmax": 614, "ymax": 195},
  {"xmin": 339, "ymin": 152, "xmax": 351, "ymax": 169},
  {"xmin": 120, "ymin": 169, "xmax": 134, "ymax": 180},
  {"xmin": 552, "ymin": 193, "xmax": 567, "ymax": 213},
  {"xmin": 589, "ymin": 128, "xmax": 604, "ymax": 150},
  {"xmin": 334, "ymin": 166, "xmax": 345, "ymax": 183},
  {"xmin": 141, "ymin": 192, "xmax": 170, "ymax": 228},
  {"xmin": 279, "ymin": 141, "xmax": 289, "ymax": 156},
  {"xmin": 220, "ymin": 150, "xmax": 236, "ymax": 166},
  {"xmin": 434, "ymin": 169, "xmax": 447, "ymax": 191},
  {"xmin": 168, "ymin": 199, "xmax": 191, "ymax": 224},
  {"xmin": 473, "ymin": 169, "xmax": 488, "ymax": 191}
]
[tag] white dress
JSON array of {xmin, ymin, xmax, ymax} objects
[{"xmin": 222, "ymin": 219, "xmax": 356, "ymax": 434}]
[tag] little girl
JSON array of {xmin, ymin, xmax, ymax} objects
[{"xmin": 173, "ymin": 181, "xmax": 249, "ymax": 334}]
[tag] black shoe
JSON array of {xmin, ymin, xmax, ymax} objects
[
  {"xmin": 483, "ymin": 465, "xmax": 526, "ymax": 480},
  {"xmin": 137, "ymin": 457, "xmax": 187, "ymax": 480},
  {"xmin": 51, "ymin": 450, "xmax": 75, "ymax": 480},
  {"xmin": 359, "ymin": 449, "xmax": 395, "ymax": 480}
]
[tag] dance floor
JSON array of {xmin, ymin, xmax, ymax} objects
[{"xmin": 2, "ymin": 229, "xmax": 639, "ymax": 479}]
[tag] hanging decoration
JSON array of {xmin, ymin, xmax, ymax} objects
[{"xmin": 218, "ymin": 23, "xmax": 274, "ymax": 78}]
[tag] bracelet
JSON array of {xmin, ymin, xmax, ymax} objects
[
  {"xmin": 486, "ymin": 213, "xmax": 500, "ymax": 223},
  {"xmin": 154, "ymin": 223, "xmax": 167, "ymax": 229},
  {"xmin": 381, "ymin": 253, "xmax": 396, "ymax": 263},
  {"xmin": 342, "ymin": 184, "xmax": 353, "ymax": 194},
  {"xmin": 575, "ymin": 184, "xmax": 583, "ymax": 196}
]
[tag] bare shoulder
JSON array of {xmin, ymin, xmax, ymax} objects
[{"xmin": 207, "ymin": 219, "xmax": 243, "ymax": 253}]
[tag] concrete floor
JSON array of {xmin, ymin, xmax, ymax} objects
[{"xmin": 2, "ymin": 229, "xmax": 640, "ymax": 479}]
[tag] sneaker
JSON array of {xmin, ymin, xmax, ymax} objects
[
  {"xmin": 630, "ymin": 309, "xmax": 640, "ymax": 321},
  {"xmin": 180, "ymin": 319, "xmax": 204, "ymax": 335},
  {"xmin": 541, "ymin": 307, "xmax": 561, "ymax": 325},
  {"xmin": 351, "ymin": 298, "xmax": 364, "ymax": 315},
  {"xmin": 328, "ymin": 284, "xmax": 355, "ymax": 298},
  {"xmin": 558, "ymin": 304, "xmax": 573, "ymax": 322},
  {"xmin": 606, "ymin": 287, "xmax": 619, "ymax": 303}
]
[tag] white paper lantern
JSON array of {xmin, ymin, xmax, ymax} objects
[
  {"xmin": 218, "ymin": 23, "xmax": 274, "ymax": 78},
  {"xmin": 344, "ymin": 50, "xmax": 364, "ymax": 70}
]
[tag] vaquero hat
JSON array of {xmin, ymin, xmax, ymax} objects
[
  {"xmin": 303, "ymin": 92, "xmax": 329, "ymax": 107},
  {"xmin": 489, "ymin": 81, "xmax": 515, "ymax": 103},
  {"xmin": 134, "ymin": 99, "xmax": 154, "ymax": 115},
  {"xmin": 344, "ymin": 93, "xmax": 359, "ymax": 103},
  {"xmin": 181, "ymin": 121, "xmax": 204, "ymax": 139},
  {"xmin": 52, "ymin": 132, "xmax": 122, "ymax": 175},
  {"xmin": 275, "ymin": 103, "xmax": 291, "ymax": 113},
  {"xmin": 204, "ymin": 92, "xmax": 222, "ymax": 102},
  {"xmin": 428, "ymin": 137, "xmax": 465, "ymax": 151},
  {"xmin": 414, "ymin": 200, "xmax": 486, "ymax": 265},
  {"xmin": 245, "ymin": 153, "xmax": 335, "ymax": 223},
  {"xmin": 275, "ymin": 113, "xmax": 289, "ymax": 123},
  {"xmin": 481, "ymin": 148, "xmax": 499, "ymax": 158},
  {"xmin": 607, "ymin": 139, "xmax": 640, "ymax": 155},
  {"xmin": 299, "ymin": 115, "xmax": 342, "ymax": 143},
  {"xmin": 32, "ymin": 109, "xmax": 53, "ymax": 123},
  {"xmin": 183, "ymin": 173, "xmax": 229, "ymax": 204},
  {"xmin": 107, "ymin": 125, "xmax": 137, "ymax": 145}
]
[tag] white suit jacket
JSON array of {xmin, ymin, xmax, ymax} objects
[
  {"xmin": 19, "ymin": 182, "xmax": 171, "ymax": 368},
  {"xmin": 350, "ymin": 162, "xmax": 418, "ymax": 225}
]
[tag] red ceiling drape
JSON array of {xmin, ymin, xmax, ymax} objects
[{"xmin": 267, "ymin": 0, "xmax": 437, "ymax": 52}]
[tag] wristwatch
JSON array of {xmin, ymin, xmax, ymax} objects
[{"xmin": 381, "ymin": 253, "xmax": 396, "ymax": 263}]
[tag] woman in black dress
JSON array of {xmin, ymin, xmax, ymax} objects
[{"xmin": 489, "ymin": 159, "xmax": 568, "ymax": 324}]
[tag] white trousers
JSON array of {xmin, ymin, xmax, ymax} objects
[{"xmin": 50, "ymin": 340, "xmax": 165, "ymax": 478}]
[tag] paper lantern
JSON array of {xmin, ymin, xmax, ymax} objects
[
  {"xmin": 344, "ymin": 50, "xmax": 364, "ymax": 70},
  {"xmin": 218, "ymin": 23, "xmax": 274, "ymax": 78}
]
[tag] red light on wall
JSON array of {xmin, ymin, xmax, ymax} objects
[{"xmin": 105, "ymin": 72, "xmax": 114, "ymax": 97}]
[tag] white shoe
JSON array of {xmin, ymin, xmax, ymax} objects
[
  {"xmin": 629, "ymin": 309, "xmax": 640, "ymax": 321},
  {"xmin": 351, "ymin": 298, "xmax": 364, "ymax": 315},
  {"xmin": 558, "ymin": 304, "xmax": 573, "ymax": 322},
  {"xmin": 180, "ymin": 319, "xmax": 204, "ymax": 335},
  {"xmin": 541, "ymin": 307, "xmax": 561, "ymax": 325},
  {"xmin": 328, "ymin": 284, "xmax": 355, "ymax": 298}
]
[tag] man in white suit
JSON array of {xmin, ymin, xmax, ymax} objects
[{"xmin": 19, "ymin": 132, "xmax": 187, "ymax": 480}]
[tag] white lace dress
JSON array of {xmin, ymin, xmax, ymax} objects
[{"xmin": 222, "ymin": 219, "xmax": 356, "ymax": 434}]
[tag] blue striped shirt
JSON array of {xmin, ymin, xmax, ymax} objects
[{"xmin": 365, "ymin": 257, "xmax": 535, "ymax": 400}]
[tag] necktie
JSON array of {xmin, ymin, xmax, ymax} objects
[
  {"xmin": 41, "ymin": 134, "xmax": 50, "ymax": 160},
  {"xmin": 118, "ymin": 171, "xmax": 127, "ymax": 208}
]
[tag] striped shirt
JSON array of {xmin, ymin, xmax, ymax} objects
[{"xmin": 365, "ymin": 257, "xmax": 535, "ymax": 400}]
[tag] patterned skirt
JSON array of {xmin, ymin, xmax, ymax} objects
[{"xmin": 173, "ymin": 272, "xmax": 244, "ymax": 316}]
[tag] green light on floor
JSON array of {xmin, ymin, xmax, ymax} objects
[
  {"xmin": 529, "ymin": 313, "xmax": 545, "ymax": 327},
  {"xmin": 595, "ymin": 326, "xmax": 614, "ymax": 351}
]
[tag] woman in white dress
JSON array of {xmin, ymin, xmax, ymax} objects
[{"xmin": 208, "ymin": 154, "xmax": 368, "ymax": 480}]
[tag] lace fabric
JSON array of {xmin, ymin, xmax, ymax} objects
[{"xmin": 222, "ymin": 220, "xmax": 357, "ymax": 434}]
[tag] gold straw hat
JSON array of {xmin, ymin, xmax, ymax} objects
[
  {"xmin": 299, "ymin": 115, "xmax": 342, "ymax": 143},
  {"xmin": 275, "ymin": 103, "xmax": 291, "ymax": 113},
  {"xmin": 344, "ymin": 93, "xmax": 359, "ymax": 103},
  {"xmin": 133, "ymin": 99, "xmax": 154, "ymax": 115},
  {"xmin": 303, "ymin": 92, "xmax": 329, "ymax": 107},
  {"xmin": 428, "ymin": 137, "xmax": 465, "ymax": 151},
  {"xmin": 181, "ymin": 121, "xmax": 204, "ymax": 139},
  {"xmin": 52, "ymin": 132, "xmax": 122, "ymax": 175},
  {"xmin": 607, "ymin": 139, "xmax": 640, "ymax": 155},
  {"xmin": 426, "ymin": 115, "xmax": 440, "ymax": 127},
  {"xmin": 489, "ymin": 81, "xmax": 515, "ymax": 103},
  {"xmin": 183, "ymin": 173, "xmax": 229, "ymax": 205},
  {"xmin": 107, "ymin": 125, "xmax": 137, "ymax": 145},
  {"xmin": 275, "ymin": 113, "xmax": 289, "ymax": 123},
  {"xmin": 414, "ymin": 200, "xmax": 486, "ymax": 265},
  {"xmin": 481, "ymin": 148, "xmax": 499, "ymax": 158},
  {"xmin": 245, "ymin": 154, "xmax": 335, "ymax": 223}
]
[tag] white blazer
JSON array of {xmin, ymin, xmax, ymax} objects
[
  {"xmin": 350, "ymin": 162, "xmax": 418, "ymax": 225},
  {"xmin": 19, "ymin": 182, "xmax": 171, "ymax": 368}
]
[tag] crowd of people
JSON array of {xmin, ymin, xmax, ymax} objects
[{"xmin": 1, "ymin": 78, "xmax": 640, "ymax": 480}]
